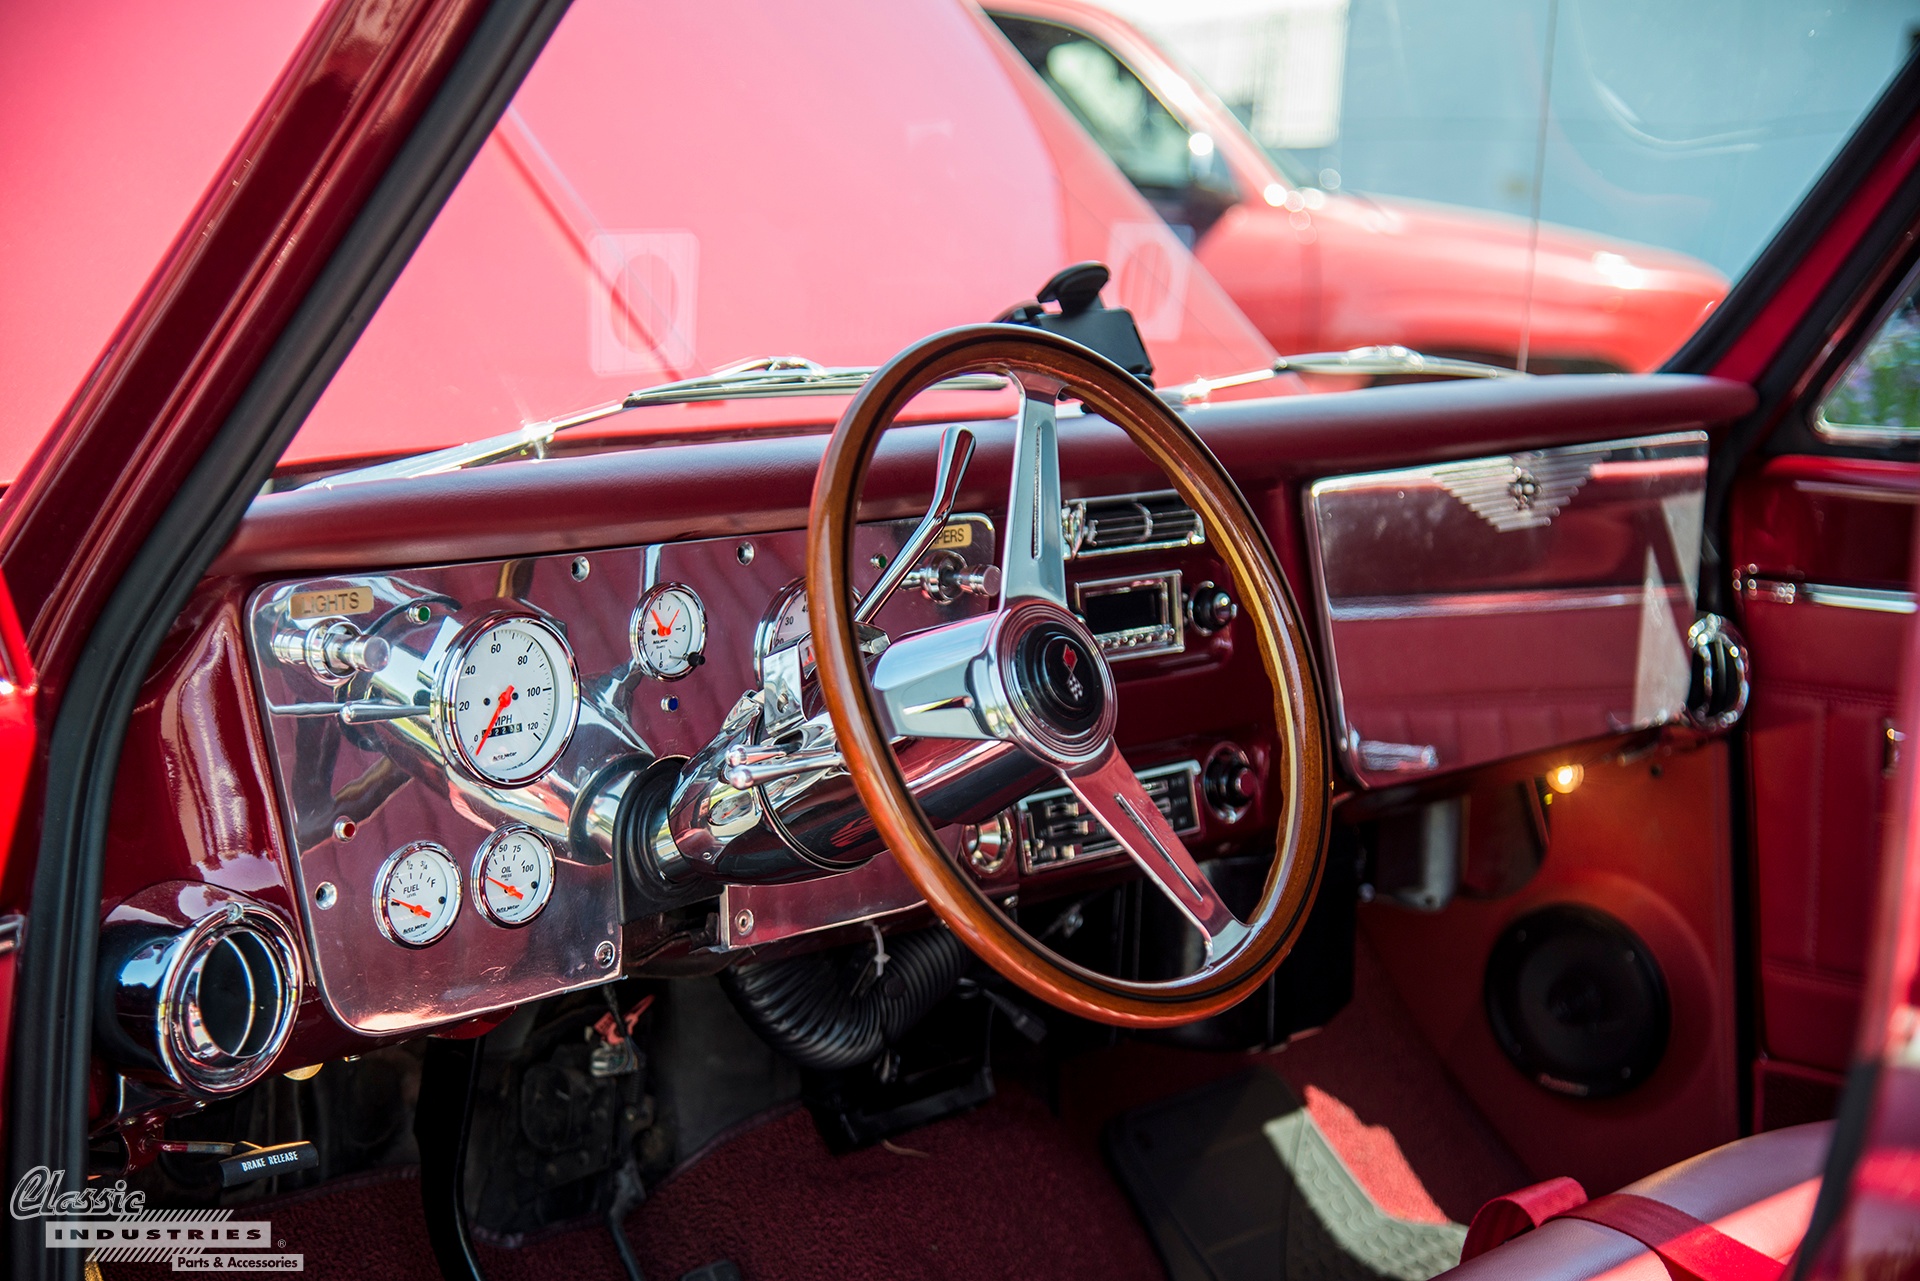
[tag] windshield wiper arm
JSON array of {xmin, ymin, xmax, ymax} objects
[
  {"xmin": 1162, "ymin": 344, "xmax": 1523, "ymax": 408},
  {"xmin": 318, "ymin": 356, "xmax": 1006, "ymax": 488}
]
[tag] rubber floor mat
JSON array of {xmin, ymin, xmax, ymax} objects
[{"xmin": 1105, "ymin": 1068, "xmax": 1467, "ymax": 1281}]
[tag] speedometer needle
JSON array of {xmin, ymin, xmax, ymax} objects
[
  {"xmin": 391, "ymin": 899, "xmax": 431, "ymax": 918},
  {"xmin": 484, "ymin": 875, "xmax": 524, "ymax": 900},
  {"xmin": 475, "ymin": 686, "xmax": 514, "ymax": 749}
]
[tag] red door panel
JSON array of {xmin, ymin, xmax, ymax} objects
[{"xmin": 1733, "ymin": 456, "xmax": 1916, "ymax": 1092}]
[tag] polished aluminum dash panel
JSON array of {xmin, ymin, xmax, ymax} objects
[
  {"xmin": 247, "ymin": 520, "xmax": 996, "ymax": 1034},
  {"xmin": 1306, "ymin": 432, "xmax": 1708, "ymax": 788}
]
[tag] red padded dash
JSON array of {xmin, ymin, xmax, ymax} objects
[{"xmin": 1558, "ymin": 1192, "xmax": 1786, "ymax": 1281}]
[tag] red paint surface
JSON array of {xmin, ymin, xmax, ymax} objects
[
  {"xmin": 286, "ymin": 0, "xmax": 1277, "ymax": 471},
  {"xmin": 0, "ymin": 0, "xmax": 488, "ymax": 723},
  {"xmin": 0, "ymin": 571, "xmax": 38, "ymax": 896},
  {"xmin": 0, "ymin": 0, "xmax": 329, "ymax": 485},
  {"xmin": 215, "ymin": 375, "xmax": 1755, "ymax": 584}
]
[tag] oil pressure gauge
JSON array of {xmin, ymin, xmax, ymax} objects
[
  {"xmin": 470, "ymin": 824, "xmax": 555, "ymax": 927},
  {"xmin": 374, "ymin": 841, "xmax": 461, "ymax": 947},
  {"xmin": 631, "ymin": 583, "xmax": 706, "ymax": 679}
]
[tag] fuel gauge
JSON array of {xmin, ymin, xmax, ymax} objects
[
  {"xmin": 471, "ymin": 825, "xmax": 555, "ymax": 927},
  {"xmin": 374, "ymin": 842, "xmax": 461, "ymax": 947}
]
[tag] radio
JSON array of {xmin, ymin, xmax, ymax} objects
[
  {"xmin": 1014, "ymin": 760, "xmax": 1202, "ymax": 873},
  {"xmin": 1073, "ymin": 570, "xmax": 1184, "ymax": 659}
]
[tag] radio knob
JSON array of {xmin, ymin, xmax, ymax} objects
[
  {"xmin": 1188, "ymin": 583, "xmax": 1238, "ymax": 633},
  {"xmin": 1203, "ymin": 746, "xmax": 1258, "ymax": 819}
]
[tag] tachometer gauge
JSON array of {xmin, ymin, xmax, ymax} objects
[
  {"xmin": 754, "ymin": 579, "xmax": 815, "ymax": 678},
  {"xmin": 470, "ymin": 825, "xmax": 555, "ymax": 927},
  {"xmin": 631, "ymin": 583, "xmax": 706, "ymax": 679},
  {"xmin": 435, "ymin": 613, "xmax": 580, "ymax": 787},
  {"xmin": 374, "ymin": 841, "xmax": 461, "ymax": 947}
]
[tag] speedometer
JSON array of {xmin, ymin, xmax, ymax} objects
[{"xmin": 434, "ymin": 613, "xmax": 580, "ymax": 787}]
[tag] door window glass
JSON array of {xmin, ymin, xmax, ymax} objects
[{"xmin": 1818, "ymin": 276, "xmax": 1920, "ymax": 442}]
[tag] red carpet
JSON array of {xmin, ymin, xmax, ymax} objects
[
  {"xmin": 1058, "ymin": 938, "xmax": 1530, "ymax": 1227},
  {"xmin": 100, "ymin": 941, "xmax": 1519, "ymax": 1278},
  {"xmin": 102, "ymin": 1086, "xmax": 1165, "ymax": 1281}
]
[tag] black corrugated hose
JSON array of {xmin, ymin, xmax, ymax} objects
[{"xmin": 720, "ymin": 925, "xmax": 967, "ymax": 1070}]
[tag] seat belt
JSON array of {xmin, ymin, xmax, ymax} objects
[
  {"xmin": 1462, "ymin": 1181, "xmax": 1788, "ymax": 1281},
  {"xmin": 1557, "ymin": 1194, "xmax": 1786, "ymax": 1281}
]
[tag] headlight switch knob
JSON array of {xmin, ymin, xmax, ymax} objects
[{"xmin": 1187, "ymin": 582, "xmax": 1238, "ymax": 634}]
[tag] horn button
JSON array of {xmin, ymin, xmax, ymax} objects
[
  {"xmin": 983, "ymin": 602, "xmax": 1117, "ymax": 765},
  {"xmin": 1017, "ymin": 624, "xmax": 1104, "ymax": 735}
]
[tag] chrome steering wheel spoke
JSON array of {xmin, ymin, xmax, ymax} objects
[
  {"xmin": 869, "ymin": 614, "xmax": 995, "ymax": 740},
  {"xmin": 1063, "ymin": 745, "xmax": 1249, "ymax": 960},
  {"xmin": 999, "ymin": 371, "xmax": 1068, "ymax": 607}
]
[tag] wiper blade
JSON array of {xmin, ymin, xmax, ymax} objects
[
  {"xmin": 318, "ymin": 356, "xmax": 1005, "ymax": 488},
  {"xmin": 1162, "ymin": 344, "xmax": 1522, "ymax": 408},
  {"xmin": 621, "ymin": 355, "xmax": 1009, "ymax": 407}
]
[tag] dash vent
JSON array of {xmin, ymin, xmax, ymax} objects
[{"xmin": 1064, "ymin": 491, "xmax": 1205, "ymax": 559}]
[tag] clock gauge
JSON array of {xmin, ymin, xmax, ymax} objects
[
  {"xmin": 631, "ymin": 583, "xmax": 707, "ymax": 679},
  {"xmin": 434, "ymin": 613, "xmax": 581, "ymax": 788}
]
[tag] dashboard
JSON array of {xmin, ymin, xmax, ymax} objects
[
  {"xmin": 240, "ymin": 499, "xmax": 1269, "ymax": 1037},
  {"xmin": 87, "ymin": 374, "xmax": 1753, "ymax": 1100}
]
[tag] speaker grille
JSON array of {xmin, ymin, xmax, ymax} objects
[{"xmin": 1484, "ymin": 904, "xmax": 1668, "ymax": 1098}]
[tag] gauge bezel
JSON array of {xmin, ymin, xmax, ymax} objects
[
  {"xmin": 469, "ymin": 824, "xmax": 557, "ymax": 928},
  {"xmin": 372, "ymin": 841, "xmax": 462, "ymax": 948},
  {"xmin": 754, "ymin": 578, "xmax": 810, "ymax": 680},
  {"xmin": 629, "ymin": 583, "xmax": 708, "ymax": 680},
  {"xmin": 432, "ymin": 611, "xmax": 582, "ymax": 788}
]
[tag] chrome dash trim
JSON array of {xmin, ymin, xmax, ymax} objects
[{"xmin": 1329, "ymin": 587, "xmax": 1646, "ymax": 622}]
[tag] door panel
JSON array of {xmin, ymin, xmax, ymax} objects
[{"xmin": 1733, "ymin": 456, "xmax": 1915, "ymax": 1087}]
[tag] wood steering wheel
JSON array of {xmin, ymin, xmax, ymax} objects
[{"xmin": 807, "ymin": 325, "xmax": 1329, "ymax": 1026}]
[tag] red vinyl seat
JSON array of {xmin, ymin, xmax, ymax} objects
[{"xmin": 1443, "ymin": 1122, "xmax": 1831, "ymax": 1281}]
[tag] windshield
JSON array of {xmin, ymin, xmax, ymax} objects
[
  {"xmin": 7, "ymin": 0, "xmax": 1919, "ymax": 482},
  {"xmin": 284, "ymin": 0, "xmax": 1278, "ymax": 472}
]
